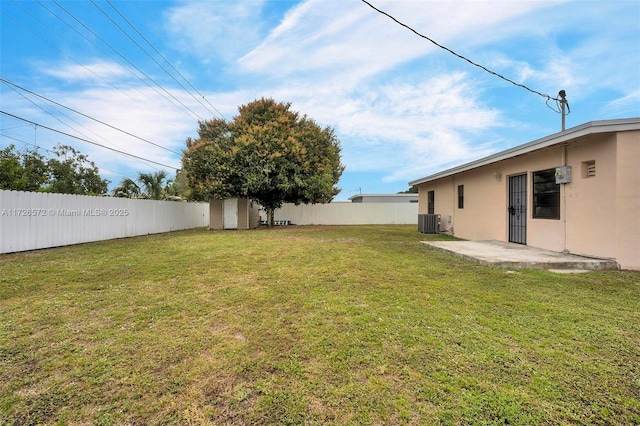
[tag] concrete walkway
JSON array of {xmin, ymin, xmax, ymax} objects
[{"xmin": 422, "ymin": 240, "xmax": 619, "ymax": 271}]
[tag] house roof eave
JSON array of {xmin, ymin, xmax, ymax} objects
[{"xmin": 409, "ymin": 117, "xmax": 640, "ymax": 187}]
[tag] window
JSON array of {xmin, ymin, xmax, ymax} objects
[
  {"xmin": 582, "ymin": 160, "xmax": 596, "ymax": 178},
  {"xmin": 427, "ymin": 190, "xmax": 435, "ymax": 214},
  {"xmin": 457, "ymin": 185, "xmax": 464, "ymax": 209},
  {"xmin": 532, "ymin": 169, "xmax": 560, "ymax": 219}
]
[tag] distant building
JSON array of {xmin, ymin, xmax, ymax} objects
[
  {"xmin": 409, "ymin": 118, "xmax": 640, "ymax": 270},
  {"xmin": 348, "ymin": 194, "xmax": 418, "ymax": 203}
]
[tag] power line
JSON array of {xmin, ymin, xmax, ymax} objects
[
  {"xmin": 48, "ymin": 0, "xmax": 202, "ymax": 122},
  {"xmin": 88, "ymin": 0, "xmax": 205, "ymax": 121},
  {"xmin": 32, "ymin": 0, "xmax": 206, "ymax": 123},
  {"xmin": 2, "ymin": 80, "xmax": 168, "ymax": 171},
  {"xmin": 93, "ymin": 0, "xmax": 215, "ymax": 118},
  {"xmin": 360, "ymin": 0, "xmax": 560, "ymax": 101},
  {"xmin": 1, "ymin": 78, "xmax": 182, "ymax": 155},
  {"xmin": 0, "ymin": 133, "xmax": 56, "ymax": 156},
  {"xmin": 3, "ymin": 1, "xmax": 139, "ymax": 102},
  {"xmin": 32, "ymin": 0, "xmax": 154, "ymax": 104},
  {"xmin": 0, "ymin": 111, "xmax": 180, "ymax": 170},
  {"xmin": 0, "ymin": 132, "xmax": 140, "ymax": 182},
  {"xmin": 3, "ymin": 80, "xmax": 126, "ymax": 153},
  {"xmin": 104, "ymin": 0, "xmax": 225, "ymax": 119}
]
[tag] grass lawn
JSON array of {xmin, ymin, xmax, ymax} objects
[{"xmin": 1, "ymin": 225, "xmax": 639, "ymax": 425}]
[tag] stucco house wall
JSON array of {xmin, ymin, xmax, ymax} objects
[
  {"xmin": 614, "ymin": 131, "xmax": 640, "ymax": 271},
  {"xmin": 410, "ymin": 119, "xmax": 640, "ymax": 270},
  {"xmin": 563, "ymin": 133, "xmax": 617, "ymax": 258}
]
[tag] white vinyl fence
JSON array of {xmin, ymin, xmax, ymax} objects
[
  {"xmin": 272, "ymin": 202, "xmax": 418, "ymax": 225},
  {"xmin": 0, "ymin": 190, "xmax": 209, "ymax": 253}
]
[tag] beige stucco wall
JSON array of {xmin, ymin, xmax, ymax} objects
[
  {"xmin": 615, "ymin": 131, "xmax": 640, "ymax": 270},
  {"xmin": 563, "ymin": 133, "xmax": 618, "ymax": 258},
  {"xmin": 416, "ymin": 129, "xmax": 640, "ymax": 269},
  {"xmin": 418, "ymin": 148, "xmax": 568, "ymax": 246},
  {"xmin": 516, "ymin": 148, "xmax": 566, "ymax": 252}
]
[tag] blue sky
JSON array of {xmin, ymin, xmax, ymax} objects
[{"xmin": 1, "ymin": 0, "xmax": 638, "ymax": 200}]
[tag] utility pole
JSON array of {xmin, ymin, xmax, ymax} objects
[{"xmin": 558, "ymin": 90, "xmax": 570, "ymax": 131}]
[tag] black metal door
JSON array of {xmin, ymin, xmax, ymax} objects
[{"xmin": 508, "ymin": 174, "xmax": 527, "ymax": 244}]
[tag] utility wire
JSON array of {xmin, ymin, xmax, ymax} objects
[
  {"xmin": 2, "ymin": 80, "xmax": 168, "ymax": 171},
  {"xmin": 88, "ymin": 0, "xmax": 205, "ymax": 121},
  {"xmin": 3, "ymin": 1, "xmax": 139, "ymax": 102},
  {"xmin": 104, "ymin": 0, "xmax": 225, "ymax": 119},
  {"xmin": 5, "ymin": 82, "xmax": 124, "ymax": 152},
  {"xmin": 33, "ymin": 0, "xmax": 155, "ymax": 104},
  {"xmin": 49, "ymin": 0, "xmax": 202, "ymax": 122},
  {"xmin": 0, "ymin": 132, "xmax": 140, "ymax": 182},
  {"xmin": 360, "ymin": 0, "xmax": 559, "ymax": 101},
  {"xmin": 1, "ymin": 78, "xmax": 182, "ymax": 155},
  {"xmin": 0, "ymin": 133, "xmax": 56, "ymax": 155},
  {"xmin": 0, "ymin": 111, "xmax": 180, "ymax": 170},
  {"xmin": 35, "ymin": 0, "xmax": 204, "ymax": 123}
]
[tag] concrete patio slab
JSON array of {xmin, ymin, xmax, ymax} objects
[{"xmin": 422, "ymin": 240, "xmax": 619, "ymax": 271}]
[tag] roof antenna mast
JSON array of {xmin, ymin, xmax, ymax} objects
[{"xmin": 558, "ymin": 90, "xmax": 570, "ymax": 131}]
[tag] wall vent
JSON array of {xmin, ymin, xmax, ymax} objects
[{"xmin": 582, "ymin": 160, "xmax": 596, "ymax": 178}]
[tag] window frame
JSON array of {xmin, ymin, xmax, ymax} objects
[
  {"xmin": 427, "ymin": 190, "xmax": 435, "ymax": 214},
  {"xmin": 532, "ymin": 169, "xmax": 560, "ymax": 220},
  {"xmin": 457, "ymin": 184, "xmax": 464, "ymax": 209}
]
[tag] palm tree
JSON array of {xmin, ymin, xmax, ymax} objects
[
  {"xmin": 111, "ymin": 177, "xmax": 141, "ymax": 198},
  {"xmin": 136, "ymin": 170, "xmax": 173, "ymax": 200}
]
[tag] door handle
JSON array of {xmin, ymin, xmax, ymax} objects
[{"xmin": 508, "ymin": 206, "xmax": 515, "ymax": 215}]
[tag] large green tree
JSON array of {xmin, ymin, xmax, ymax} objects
[
  {"xmin": 0, "ymin": 145, "xmax": 46, "ymax": 191},
  {"xmin": 182, "ymin": 98, "xmax": 344, "ymax": 225},
  {"xmin": 45, "ymin": 144, "xmax": 108, "ymax": 195},
  {"xmin": 0, "ymin": 143, "xmax": 108, "ymax": 195}
]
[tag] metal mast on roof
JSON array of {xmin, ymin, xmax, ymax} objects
[{"xmin": 558, "ymin": 90, "xmax": 570, "ymax": 131}]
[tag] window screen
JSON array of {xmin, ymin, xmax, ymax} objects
[{"xmin": 532, "ymin": 169, "xmax": 560, "ymax": 219}]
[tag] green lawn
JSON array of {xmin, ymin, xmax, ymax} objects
[{"xmin": 1, "ymin": 225, "xmax": 638, "ymax": 425}]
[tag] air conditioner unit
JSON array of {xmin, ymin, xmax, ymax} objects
[{"xmin": 418, "ymin": 214, "xmax": 440, "ymax": 234}]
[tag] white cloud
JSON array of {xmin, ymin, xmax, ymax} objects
[
  {"xmin": 255, "ymin": 71, "xmax": 501, "ymax": 182},
  {"xmin": 227, "ymin": 0, "xmax": 574, "ymax": 184},
  {"xmin": 603, "ymin": 90, "xmax": 640, "ymax": 117},
  {"xmin": 40, "ymin": 61, "xmax": 131, "ymax": 84},
  {"xmin": 4, "ymin": 0, "xmax": 636, "ymax": 195},
  {"xmin": 238, "ymin": 1, "xmax": 559, "ymax": 78},
  {"xmin": 164, "ymin": 1, "xmax": 266, "ymax": 64}
]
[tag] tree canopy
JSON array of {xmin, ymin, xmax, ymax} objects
[
  {"xmin": 182, "ymin": 98, "xmax": 344, "ymax": 221},
  {"xmin": 0, "ymin": 144, "xmax": 108, "ymax": 195},
  {"xmin": 112, "ymin": 170, "xmax": 177, "ymax": 200}
]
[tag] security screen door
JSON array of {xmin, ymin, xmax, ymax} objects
[{"xmin": 508, "ymin": 174, "xmax": 527, "ymax": 245}]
